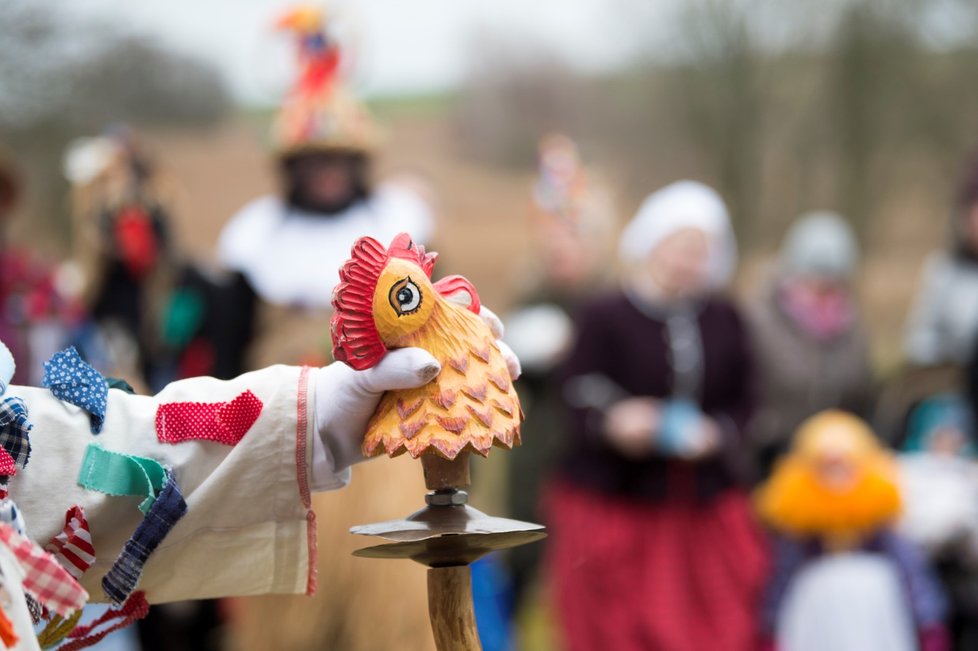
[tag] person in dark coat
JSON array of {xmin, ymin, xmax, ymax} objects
[{"xmin": 545, "ymin": 180, "xmax": 767, "ymax": 651}]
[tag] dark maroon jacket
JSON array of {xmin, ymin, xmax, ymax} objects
[{"xmin": 558, "ymin": 291, "xmax": 755, "ymax": 501}]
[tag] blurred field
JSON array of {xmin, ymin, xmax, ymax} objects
[{"xmin": 145, "ymin": 103, "xmax": 947, "ymax": 378}]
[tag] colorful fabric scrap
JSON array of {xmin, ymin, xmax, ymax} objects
[
  {"xmin": 155, "ymin": 390, "xmax": 263, "ymax": 446},
  {"xmin": 76, "ymin": 444, "xmax": 166, "ymax": 514},
  {"xmin": 0, "ymin": 340, "xmax": 15, "ymax": 396},
  {"xmin": 57, "ymin": 591, "xmax": 149, "ymax": 651},
  {"xmin": 42, "ymin": 347, "xmax": 108, "ymax": 434},
  {"xmin": 105, "ymin": 378, "xmax": 135, "ymax": 395},
  {"xmin": 0, "ymin": 498, "xmax": 26, "ymax": 536},
  {"xmin": 25, "ymin": 594, "xmax": 43, "ymax": 625},
  {"xmin": 0, "ymin": 523, "xmax": 88, "ymax": 618},
  {"xmin": 36, "ymin": 609, "xmax": 83, "ymax": 648},
  {"xmin": 45, "ymin": 506, "xmax": 95, "ymax": 581},
  {"xmin": 0, "ymin": 606, "xmax": 17, "ymax": 648},
  {"xmin": 0, "ymin": 395, "xmax": 32, "ymax": 472},
  {"xmin": 0, "ymin": 449, "xmax": 15, "ymax": 477},
  {"xmin": 102, "ymin": 474, "xmax": 186, "ymax": 604}
]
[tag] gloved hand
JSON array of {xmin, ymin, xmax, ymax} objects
[
  {"xmin": 312, "ymin": 348, "xmax": 441, "ymax": 491},
  {"xmin": 311, "ymin": 306, "xmax": 520, "ymax": 492},
  {"xmin": 477, "ymin": 305, "xmax": 521, "ymax": 380}
]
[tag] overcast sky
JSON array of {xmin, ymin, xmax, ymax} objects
[{"xmin": 72, "ymin": 0, "xmax": 646, "ymax": 103}]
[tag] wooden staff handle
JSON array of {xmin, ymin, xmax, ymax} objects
[
  {"xmin": 427, "ymin": 566, "xmax": 481, "ymax": 651},
  {"xmin": 421, "ymin": 452, "xmax": 470, "ymax": 491}
]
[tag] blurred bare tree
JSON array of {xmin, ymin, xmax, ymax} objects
[
  {"xmin": 453, "ymin": 0, "xmax": 978, "ymax": 251},
  {"xmin": 0, "ymin": 0, "xmax": 230, "ymax": 246},
  {"xmin": 452, "ymin": 33, "xmax": 599, "ymax": 168}
]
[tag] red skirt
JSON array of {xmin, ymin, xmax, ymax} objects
[{"xmin": 544, "ymin": 481, "xmax": 769, "ymax": 651}]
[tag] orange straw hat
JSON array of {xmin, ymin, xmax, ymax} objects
[{"xmin": 271, "ymin": 4, "xmax": 382, "ymax": 156}]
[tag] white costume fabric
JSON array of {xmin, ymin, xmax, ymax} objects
[
  {"xmin": 904, "ymin": 252, "xmax": 978, "ymax": 366},
  {"xmin": 218, "ymin": 184, "xmax": 434, "ymax": 308},
  {"xmin": 898, "ymin": 453, "xmax": 978, "ymax": 562},
  {"xmin": 10, "ymin": 365, "xmax": 321, "ymax": 605},
  {"xmin": 3, "ymin": 345, "xmax": 443, "ymax": 617},
  {"xmin": 0, "ymin": 543, "xmax": 41, "ymax": 651},
  {"xmin": 777, "ymin": 553, "xmax": 917, "ymax": 651}
]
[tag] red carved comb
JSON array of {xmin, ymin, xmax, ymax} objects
[{"xmin": 330, "ymin": 233, "xmax": 438, "ymax": 370}]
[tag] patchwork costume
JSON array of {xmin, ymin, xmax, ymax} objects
[{"xmin": 0, "ymin": 342, "xmax": 445, "ymax": 649}]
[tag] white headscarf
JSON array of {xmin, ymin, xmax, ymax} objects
[{"xmin": 618, "ymin": 180, "xmax": 737, "ymax": 288}]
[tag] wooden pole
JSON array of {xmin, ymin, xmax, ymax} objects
[
  {"xmin": 421, "ymin": 451, "xmax": 470, "ymax": 491},
  {"xmin": 427, "ymin": 566, "xmax": 481, "ymax": 651}
]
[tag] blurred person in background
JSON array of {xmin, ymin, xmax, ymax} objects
[
  {"xmin": 217, "ymin": 4, "xmax": 435, "ymax": 370},
  {"xmin": 877, "ymin": 151, "xmax": 978, "ymax": 441},
  {"xmin": 0, "ymin": 145, "xmax": 81, "ymax": 387},
  {"xmin": 747, "ymin": 212, "xmax": 873, "ymax": 479},
  {"xmin": 64, "ymin": 128, "xmax": 250, "ymax": 395},
  {"xmin": 903, "ymin": 150, "xmax": 978, "ymax": 371},
  {"xmin": 501, "ymin": 134, "xmax": 617, "ymax": 631},
  {"xmin": 64, "ymin": 128, "xmax": 177, "ymax": 389},
  {"xmin": 757, "ymin": 411, "xmax": 948, "ymax": 651},
  {"xmin": 220, "ymin": 8, "xmax": 440, "ymax": 651},
  {"xmin": 898, "ymin": 395, "xmax": 978, "ymax": 650},
  {"xmin": 546, "ymin": 181, "xmax": 766, "ymax": 651}
]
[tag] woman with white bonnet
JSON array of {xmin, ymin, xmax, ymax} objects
[
  {"xmin": 747, "ymin": 212, "xmax": 874, "ymax": 478},
  {"xmin": 546, "ymin": 180, "xmax": 766, "ymax": 651}
]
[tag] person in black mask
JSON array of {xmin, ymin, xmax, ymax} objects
[{"xmin": 217, "ymin": 5, "xmax": 434, "ymax": 370}]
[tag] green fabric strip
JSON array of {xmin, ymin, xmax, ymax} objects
[{"xmin": 77, "ymin": 444, "xmax": 167, "ymax": 513}]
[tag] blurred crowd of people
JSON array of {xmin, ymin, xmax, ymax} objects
[
  {"xmin": 1, "ymin": 4, "xmax": 977, "ymax": 651},
  {"xmin": 497, "ymin": 136, "xmax": 978, "ymax": 651}
]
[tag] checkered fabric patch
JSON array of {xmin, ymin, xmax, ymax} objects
[
  {"xmin": 44, "ymin": 506, "xmax": 95, "ymax": 580},
  {"xmin": 0, "ymin": 396, "xmax": 31, "ymax": 473},
  {"xmin": 0, "ymin": 522, "xmax": 88, "ymax": 617},
  {"xmin": 42, "ymin": 347, "xmax": 108, "ymax": 434}
]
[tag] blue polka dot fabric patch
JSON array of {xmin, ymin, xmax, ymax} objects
[{"xmin": 43, "ymin": 347, "xmax": 108, "ymax": 434}]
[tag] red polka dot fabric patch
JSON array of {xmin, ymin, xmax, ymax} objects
[
  {"xmin": 155, "ymin": 391, "xmax": 263, "ymax": 446},
  {"xmin": 0, "ymin": 447, "xmax": 16, "ymax": 476}
]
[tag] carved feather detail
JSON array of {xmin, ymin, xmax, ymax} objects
[{"xmin": 362, "ymin": 298, "xmax": 522, "ymax": 460}]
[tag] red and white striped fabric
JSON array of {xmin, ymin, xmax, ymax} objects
[
  {"xmin": 44, "ymin": 505, "xmax": 95, "ymax": 580},
  {"xmin": 0, "ymin": 522, "xmax": 88, "ymax": 617}
]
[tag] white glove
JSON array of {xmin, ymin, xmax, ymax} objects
[
  {"xmin": 477, "ymin": 305, "xmax": 521, "ymax": 380},
  {"xmin": 311, "ymin": 348, "xmax": 441, "ymax": 491}
]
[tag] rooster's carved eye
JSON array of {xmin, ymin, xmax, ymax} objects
[{"xmin": 389, "ymin": 277, "xmax": 422, "ymax": 316}]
